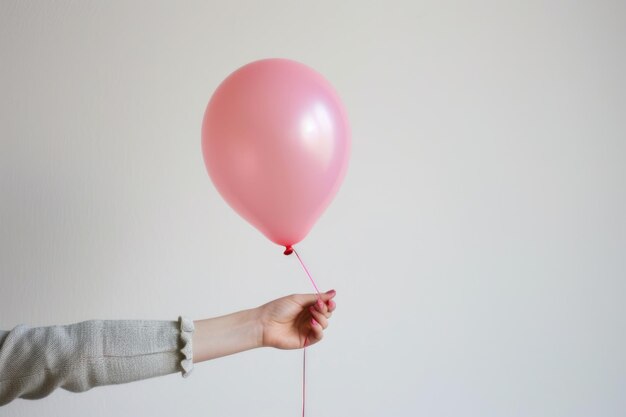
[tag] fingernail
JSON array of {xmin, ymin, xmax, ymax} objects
[
  {"xmin": 311, "ymin": 318, "xmax": 318, "ymax": 326},
  {"xmin": 316, "ymin": 299, "xmax": 324, "ymax": 310},
  {"xmin": 326, "ymin": 289, "xmax": 336, "ymax": 294}
]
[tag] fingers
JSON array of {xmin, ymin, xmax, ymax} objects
[
  {"xmin": 308, "ymin": 290, "xmax": 337, "ymax": 345},
  {"xmin": 291, "ymin": 290, "xmax": 336, "ymax": 347},
  {"xmin": 309, "ymin": 305, "xmax": 329, "ymax": 329},
  {"xmin": 315, "ymin": 292, "xmax": 335, "ymax": 319},
  {"xmin": 313, "ymin": 298, "xmax": 333, "ymax": 321},
  {"xmin": 308, "ymin": 318, "xmax": 324, "ymax": 344}
]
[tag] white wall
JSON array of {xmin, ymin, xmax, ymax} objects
[{"xmin": 1, "ymin": 1, "xmax": 625, "ymax": 416}]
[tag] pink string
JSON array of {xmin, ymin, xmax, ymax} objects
[
  {"xmin": 291, "ymin": 247, "xmax": 321, "ymax": 417},
  {"xmin": 302, "ymin": 343, "xmax": 307, "ymax": 417},
  {"xmin": 293, "ymin": 248, "xmax": 321, "ymax": 296}
]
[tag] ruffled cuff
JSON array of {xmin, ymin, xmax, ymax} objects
[{"xmin": 178, "ymin": 316, "xmax": 194, "ymax": 378}]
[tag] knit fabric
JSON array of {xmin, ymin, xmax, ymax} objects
[{"xmin": 0, "ymin": 317, "xmax": 194, "ymax": 406}]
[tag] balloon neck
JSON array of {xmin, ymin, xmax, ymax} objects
[{"xmin": 284, "ymin": 246, "xmax": 294, "ymax": 255}]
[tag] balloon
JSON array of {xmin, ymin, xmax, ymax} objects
[{"xmin": 201, "ymin": 58, "xmax": 350, "ymax": 253}]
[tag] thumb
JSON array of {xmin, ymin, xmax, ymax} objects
[{"xmin": 292, "ymin": 289, "xmax": 336, "ymax": 306}]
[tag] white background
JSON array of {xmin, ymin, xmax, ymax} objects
[{"xmin": 1, "ymin": 1, "xmax": 625, "ymax": 416}]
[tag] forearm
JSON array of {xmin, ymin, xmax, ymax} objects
[{"xmin": 192, "ymin": 307, "xmax": 263, "ymax": 363}]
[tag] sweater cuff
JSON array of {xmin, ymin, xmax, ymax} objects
[{"xmin": 178, "ymin": 316, "xmax": 194, "ymax": 377}]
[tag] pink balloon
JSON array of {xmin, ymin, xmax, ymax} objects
[{"xmin": 201, "ymin": 58, "xmax": 350, "ymax": 252}]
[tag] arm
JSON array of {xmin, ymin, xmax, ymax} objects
[{"xmin": 0, "ymin": 290, "xmax": 336, "ymax": 406}]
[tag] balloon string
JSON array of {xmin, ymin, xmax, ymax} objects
[
  {"xmin": 291, "ymin": 247, "xmax": 321, "ymax": 417},
  {"xmin": 293, "ymin": 248, "xmax": 321, "ymax": 297},
  {"xmin": 302, "ymin": 342, "xmax": 307, "ymax": 417}
]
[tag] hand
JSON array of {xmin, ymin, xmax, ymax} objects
[
  {"xmin": 192, "ymin": 290, "xmax": 337, "ymax": 363},
  {"xmin": 258, "ymin": 290, "xmax": 337, "ymax": 349}
]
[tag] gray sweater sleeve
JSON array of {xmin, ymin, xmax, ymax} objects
[{"xmin": 0, "ymin": 317, "xmax": 194, "ymax": 406}]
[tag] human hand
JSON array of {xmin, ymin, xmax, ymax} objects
[{"xmin": 258, "ymin": 290, "xmax": 337, "ymax": 349}]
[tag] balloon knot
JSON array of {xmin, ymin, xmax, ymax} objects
[{"xmin": 284, "ymin": 246, "xmax": 293, "ymax": 255}]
